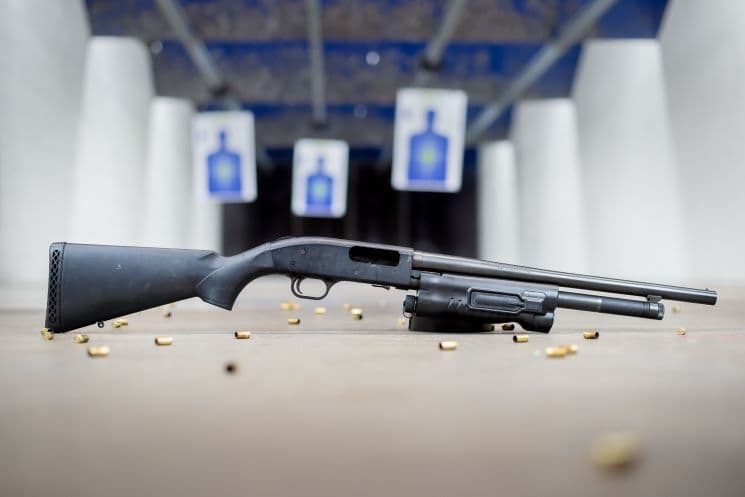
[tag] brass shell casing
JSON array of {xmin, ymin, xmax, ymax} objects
[
  {"xmin": 545, "ymin": 346, "xmax": 568, "ymax": 358},
  {"xmin": 87, "ymin": 346, "xmax": 110, "ymax": 357}
]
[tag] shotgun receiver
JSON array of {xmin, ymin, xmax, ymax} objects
[{"xmin": 44, "ymin": 237, "xmax": 717, "ymax": 333}]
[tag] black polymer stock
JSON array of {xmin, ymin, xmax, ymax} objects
[{"xmin": 45, "ymin": 237, "xmax": 718, "ymax": 333}]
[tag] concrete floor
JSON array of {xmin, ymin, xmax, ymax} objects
[{"xmin": 1, "ymin": 277, "xmax": 743, "ymax": 497}]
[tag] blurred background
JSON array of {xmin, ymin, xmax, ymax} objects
[{"xmin": 1, "ymin": 0, "xmax": 742, "ymax": 306}]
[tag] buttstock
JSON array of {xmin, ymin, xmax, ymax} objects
[{"xmin": 45, "ymin": 243, "xmax": 220, "ymax": 332}]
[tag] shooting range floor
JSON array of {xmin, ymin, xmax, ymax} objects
[{"xmin": 1, "ymin": 277, "xmax": 744, "ymax": 497}]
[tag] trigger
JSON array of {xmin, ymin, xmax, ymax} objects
[{"xmin": 290, "ymin": 276, "xmax": 304, "ymax": 298}]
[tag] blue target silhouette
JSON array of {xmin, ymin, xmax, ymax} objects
[
  {"xmin": 305, "ymin": 156, "xmax": 333, "ymax": 214},
  {"xmin": 207, "ymin": 130, "xmax": 242, "ymax": 196},
  {"xmin": 407, "ymin": 109, "xmax": 448, "ymax": 182}
]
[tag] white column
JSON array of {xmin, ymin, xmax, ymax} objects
[
  {"xmin": 0, "ymin": 0, "xmax": 89, "ymax": 286},
  {"xmin": 477, "ymin": 141, "xmax": 520, "ymax": 263},
  {"xmin": 510, "ymin": 99, "xmax": 589, "ymax": 272},
  {"xmin": 69, "ymin": 37, "xmax": 154, "ymax": 245},
  {"xmin": 661, "ymin": 0, "xmax": 745, "ymax": 283},
  {"xmin": 189, "ymin": 115, "xmax": 222, "ymax": 252},
  {"xmin": 573, "ymin": 39, "xmax": 687, "ymax": 281},
  {"xmin": 142, "ymin": 98, "xmax": 194, "ymax": 248},
  {"xmin": 189, "ymin": 200, "xmax": 221, "ymax": 252}
]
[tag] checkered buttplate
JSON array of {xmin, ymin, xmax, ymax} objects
[{"xmin": 45, "ymin": 243, "xmax": 65, "ymax": 331}]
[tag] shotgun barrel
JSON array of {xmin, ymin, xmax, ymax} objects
[{"xmin": 413, "ymin": 252, "xmax": 717, "ymax": 305}]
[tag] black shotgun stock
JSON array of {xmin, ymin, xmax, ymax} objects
[{"xmin": 45, "ymin": 237, "xmax": 717, "ymax": 333}]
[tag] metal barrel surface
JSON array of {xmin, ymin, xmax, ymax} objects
[
  {"xmin": 413, "ymin": 252, "xmax": 718, "ymax": 305},
  {"xmin": 557, "ymin": 291, "xmax": 664, "ymax": 319}
]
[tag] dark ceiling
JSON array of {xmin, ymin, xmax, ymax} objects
[{"xmin": 85, "ymin": 0, "xmax": 668, "ymax": 149}]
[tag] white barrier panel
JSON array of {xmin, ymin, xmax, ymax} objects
[
  {"xmin": 511, "ymin": 99, "xmax": 589, "ymax": 272},
  {"xmin": 0, "ymin": 0, "xmax": 89, "ymax": 286},
  {"xmin": 661, "ymin": 0, "xmax": 745, "ymax": 283},
  {"xmin": 573, "ymin": 40, "xmax": 687, "ymax": 281},
  {"xmin": 69, "ymin": 37, "xmax": 154, "ymax": 245},
  {"xmin": 477, "ymin": 141, "xmax": 520, "ymax": 264},
  {"xmin": 142, "ymin": 98, "xmax": 194, "ymax": 248}
]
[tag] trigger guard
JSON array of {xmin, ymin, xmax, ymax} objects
[{"xmin": 290, "ymin": 276, "xmax": 335, "ymax": 300}]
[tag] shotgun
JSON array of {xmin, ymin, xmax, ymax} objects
[{"xmin": 44, "ymin": 237, "xmax": 717, "ymax": 333}]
